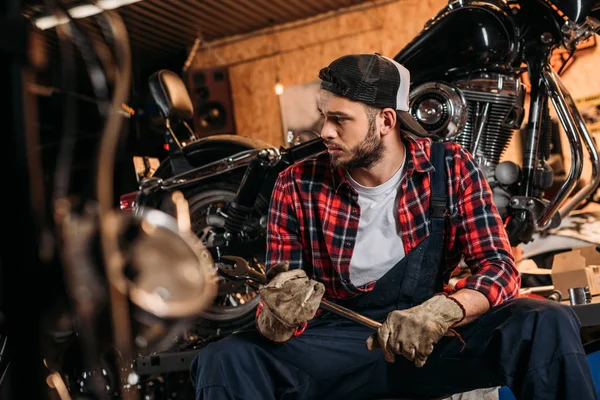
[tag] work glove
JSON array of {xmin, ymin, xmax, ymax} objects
[
  {"xmin": 257, "ymin": 263, "xmax": 325, "ymax": 342},
  {"xmin": 366, "ymin": 294, "xmax": 465, "ymax": 367}
]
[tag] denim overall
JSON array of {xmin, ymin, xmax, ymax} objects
[{"xmin": 191, "ymin": 143, "xmax": 597, "ymax": 400}]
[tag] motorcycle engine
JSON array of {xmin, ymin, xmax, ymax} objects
[{"xmin": 409, "ymin": 72, "xmax": 526, "ymax": 214}]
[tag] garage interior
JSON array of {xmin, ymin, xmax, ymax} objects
[{"xmin": 4, "ymin": 0, "xmax": 600, "ymax": 399}]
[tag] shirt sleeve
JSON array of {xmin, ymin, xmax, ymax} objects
[
  {"xmin": 257, "ymin": 170, "xmax": 308, "ymax": 340},
  {"xmin": 452, "ymin": 146, "xmax": 521, "ymax": 306},
  {"xmin": 265, "ymin": 170, "xmax": 305, "ymax": 273}
]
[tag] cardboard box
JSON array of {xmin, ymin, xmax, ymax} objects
[{"xmin": 551, "ymin": 245, "xmax": 600, "ymax": 300}]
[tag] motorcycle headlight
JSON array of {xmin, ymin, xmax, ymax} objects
[{"xmin": 409, "ymin": 82, "xmax": 467, "ymax": 140}]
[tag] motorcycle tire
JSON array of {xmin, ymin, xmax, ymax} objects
[{"xmin": 154, "ymin": 179, "xmax": 268, "ymax": 342}]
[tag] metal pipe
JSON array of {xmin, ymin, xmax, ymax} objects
[
  {"xmin": 538, "ymin": 66, "xmax": 584, "ymax": 228},
  {"xmin": 554, "ymin": 68, "xmax": 600, "ymax": 216},
  {"xmin": 218, "ymin": 256, "xmax": 382, "ymax": 330},
  {"xmin": 320, "ymin": 299, "xmax": 382, "ymax": 330},
  {"xmin": 155, "ymin": 149, "xmax": 264, "ymax": 192},
  {"xmin": 165, "ymin": 119, "xmax": 183, "ymax": 151},
  {"xmin": 470, "ymin": 102, "xmax": 490, "ymax": 156},
  {"xmin": 149, "ymin": 139, "xmax": 323, "ymax": 195}
]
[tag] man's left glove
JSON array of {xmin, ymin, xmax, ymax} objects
[
  {"xmin": 257, "ymin": 267, "xmax": 325, "ymax": 342},
  {"xmin": 366, "ymin": 294, "xmax": 465, "ymax": 367}
]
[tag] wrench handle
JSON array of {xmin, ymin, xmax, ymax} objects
[{"xmin": 320, "ymin": 299, "xmax": 382, "ymax": 330}]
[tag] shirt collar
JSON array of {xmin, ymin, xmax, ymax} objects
[{"xmin": 330, "ymin": 134, "xmax": 435, "ymax": 191}]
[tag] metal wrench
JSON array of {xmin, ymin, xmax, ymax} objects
[{"xmin": 217, "ymin": 256, "xmax": 382, "ymax": 330}]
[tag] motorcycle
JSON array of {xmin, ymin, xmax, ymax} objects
[
  {"xmin": 397, "ymin": 0, "xmax": 600, "ymax": 246},
  {"xmin": 124, "ymin": 0, "xmax": 600, "ymax": 374},
  {"xmin": 123, "ymin": 71, "xmax": 326, "ymax": 344}
]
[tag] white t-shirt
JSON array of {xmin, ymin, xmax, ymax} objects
[{"xmin": 347, "ymin": 148, "xmax": 406, "ymax": 287}]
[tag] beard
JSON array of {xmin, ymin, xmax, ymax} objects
[{"xmin": 329, "ymin": 118, "xmax": 385, "ymax": 170}]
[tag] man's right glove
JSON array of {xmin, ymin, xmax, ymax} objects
[{"xmin": 257, "ymin": 265, "xmax": 325, "ymax": 342}]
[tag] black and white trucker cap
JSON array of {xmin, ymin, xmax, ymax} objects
[{"xmin": 318, "ymin": 53, "xmax": 428, "ymax": 137}]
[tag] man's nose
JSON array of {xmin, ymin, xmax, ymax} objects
[{"xmin": 320, "ymin": 121, "xmax": 337, "ymax": 140}]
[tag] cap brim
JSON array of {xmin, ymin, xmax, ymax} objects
[{"xmin": 397, "ymin": 111, "xmax": 429, "ymax": 137}]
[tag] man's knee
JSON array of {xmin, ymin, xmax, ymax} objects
[
  {"xmin": 191, "ymin": 335, "xmax": 259, "ymax": 387},
  {"xmin": 511, "ymin": 298, "xmax": 578, "ymax": 326},
  {"xmin": 190, "ymin": 341, "xmax": 222, "ymax": 387},
  {"xmin": 500, "ymin": 298, "xmax": 581, "ymax": 343}
]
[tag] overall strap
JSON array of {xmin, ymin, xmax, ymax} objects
[
  {"xmin": 429, "ymin": 141, "xmax": 447, "ymax": 221},
  {"xmin": 395, "ymin": 141, "xmax": 449, "ymax": 307}
]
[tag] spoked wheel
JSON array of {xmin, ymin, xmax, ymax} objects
[{"xmin": 173, "ymin": 181, "xmax": 268, "ymax": 338}]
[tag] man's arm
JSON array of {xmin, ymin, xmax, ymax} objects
[
  {"xmin": 449, "ymin": 289, "xmax": 489, "ymax": 326},
  {"xmin": 257, "ymin": 170, "xmax": 320, "ymax": 342},
  {"xmin": 452, "ymin": 145, "xmax": 521, "ymax": 309},
  {"xmin": 366, "ymin": 145, "xmax": 520, "ymax": 366},
  {"xmin": 265, "ymin": 171, "xmax": 305, "ymax": 272}
]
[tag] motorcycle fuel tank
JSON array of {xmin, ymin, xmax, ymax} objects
[{"xmin": 394, "ymin": 1, "xmax": 519, "ymax": 84}]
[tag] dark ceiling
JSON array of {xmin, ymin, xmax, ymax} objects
[{"xmin": 23, "ymin": 0, "xmax": 377, "ymax": 71}]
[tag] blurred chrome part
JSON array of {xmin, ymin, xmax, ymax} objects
[
  {"xmin": 409, "ymin": 81, "xmax": 467, "ymax": 139},
  {"xmin": 46, "ymin": 372, "xmax": 72, "ymax": 400},
  {"xmin": 171, "ymin": 191, "xmax": 192, "ymax": 233},
  {"xmin": 111, "ymin": 207, "xmax": 217, "ymax": 319}
]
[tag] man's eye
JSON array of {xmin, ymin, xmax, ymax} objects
[{"xmin": 335, "ymin": 116, "xmax": 345, "ymax": 124}]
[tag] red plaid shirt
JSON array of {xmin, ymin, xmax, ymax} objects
[{"xmin": 266, "ymin": 135, "xmax": 520, "ymax": 307}]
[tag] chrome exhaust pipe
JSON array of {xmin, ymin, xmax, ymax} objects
[
  {"xmin": 538, "ymin": 66, "xmax": 585, "ymax": 228},
  {"xmin": 552, "ymin": 72, "xmax": 600, "ymax": 217}
]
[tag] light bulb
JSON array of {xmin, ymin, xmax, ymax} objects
[{"xmin": 275, "ymin": 82, "xmax": 284, "ymax": 95}]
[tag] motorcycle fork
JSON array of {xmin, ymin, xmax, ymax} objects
[
  {"xmin": 224, "ymin": 149, "xmax": 280, "ymax": 235},
  {"xmin": 505, "ymin": 52, "xmax": 553, "ymax": 244},
  {"xmin": 222, "ymin": 138, "xmax": 326, "ymax": 236},
  {"xmin": 522, "ymin": 57, "xmax": 547, "ymax": 199}
]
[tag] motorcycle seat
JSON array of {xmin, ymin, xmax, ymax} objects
[{"xmin": 148, "ymin": 69, "xmax": 194, "ymax": 121}]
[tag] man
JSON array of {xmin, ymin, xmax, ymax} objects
[{"xmin": 191, "ymin": 53, "xmax": 597, "ymax": 399}]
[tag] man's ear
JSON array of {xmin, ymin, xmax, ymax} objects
[{"xmin": 380, "ymin": 108, "xmax": 398, "ymax": 137}]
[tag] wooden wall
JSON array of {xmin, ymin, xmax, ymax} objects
[
  {"xmin": 561, "ymin": 43, "xmax": 600, "ymax": 100},
  {"xmin": 191, "ymin": 0, "xmax": 446, "ymax": 147}
]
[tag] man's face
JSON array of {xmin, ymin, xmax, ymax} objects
[{"xmin": 317, "ymin": 90, "xmax": 385, "ymax": 170}]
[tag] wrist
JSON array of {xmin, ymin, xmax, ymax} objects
[
  {"xmin": 429, "ymin": 293, "xmax": 466, "ymax": 327},
  {"xmin": 441, "ymin": 294, "xmax": 466, "ymax": 326}
]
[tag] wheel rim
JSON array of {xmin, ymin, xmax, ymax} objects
[{"xmin": 187, "ymin": 188, "xmax": 262, "ymax": 321}]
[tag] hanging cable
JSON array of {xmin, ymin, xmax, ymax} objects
[
  {"xmin": 51, "ymin": 0, "xmax": 113, "ymax": 207},
  {"xmin": 91, "ymin": 9, "xmax": 137, "ymax": 400},
  {"xmin": 557, "ymin": 48, "xmax": 576, "ymax": 75}
]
